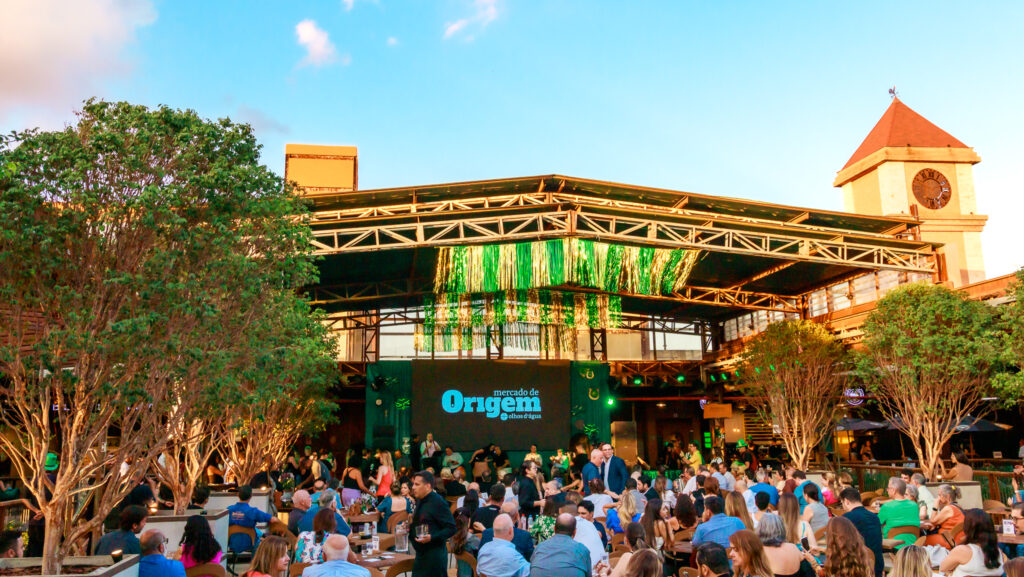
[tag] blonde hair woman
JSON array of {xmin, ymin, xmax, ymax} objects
[
  {"xmin": 891, "ymin": 545, "xmax": 933, "ymax": 577},
  {"xmin": 778, "ymin": 493, "xmax": 816, "ymax": 550},
  {"xmin": 726, "ymin": 491, "xmax": 756, "ymax": 531},
  {"xmin": 241, "ymin": 535, "xmax": 289, "ymax": 577},
  {"xmin": 608, "ymin": 490, "xmax": 639, "ymax": 534}
]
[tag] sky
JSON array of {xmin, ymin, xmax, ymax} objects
[{"xmin": 3, "ymin": 0, "xmax": 1023, "ymax": 277}]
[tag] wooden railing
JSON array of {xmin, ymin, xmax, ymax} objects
[{"xmin": 814, "ymin": 462, "xmax": 1016, "ymax": 503}]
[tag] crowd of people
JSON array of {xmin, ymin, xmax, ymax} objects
[{"xmin": 15, "ymin": 434, "xmax": 1024, "ymax": 577}]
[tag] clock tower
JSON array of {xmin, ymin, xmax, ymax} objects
[{"xmin": 834, "ymin": 98, "xmax": 987, "ymax": 287}]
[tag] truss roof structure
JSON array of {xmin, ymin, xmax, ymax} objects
[{"xmin": 307, "ymin": 175, "xmax": 937, "ymax": 322}]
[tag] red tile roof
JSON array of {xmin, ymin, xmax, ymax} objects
[{"xmin": 843, "ymin": 98, "xmax": 968, "ymax": 169}]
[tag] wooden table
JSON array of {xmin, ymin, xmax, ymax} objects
[
  {"xmin": 998, "ymin": 533, "xmax": 1024, "ymax": 545},
  {"xmin": 349, "ymin": 512, "xmax": 381, "ymax": 525},
  {"xmin": 355, "ymin": 551, "xmax": 414, "ymax": 570},
  {"xmin": 672, "ymin": 541, "xmax": 693, "ymax": 555},
  {"xmin": 351, "ymin": 532, "xmax": 397, "ymax": 552}
]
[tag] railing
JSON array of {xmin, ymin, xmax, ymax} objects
[{"xmin": 816, "ymin": 462, "xmax": 1015, "ymax": 503}]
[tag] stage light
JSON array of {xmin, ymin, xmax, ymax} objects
[
  {"xmin": 632, "ymin": 376, "xmax": 642, "ymax": 386},
  {"xmin": 656, "ymin": 402, "xmax": 666, "ymax": 408},
  {"xmin": 675, "ymin": 374, "xmax": 685, "ymax": 383},
  {"xmin": 606, "ymin": 397, "xmax": 616, "ymax": 406},
  {"xmin": 709, "ymin": 374, "xmax": 717, "ymax": 382}
]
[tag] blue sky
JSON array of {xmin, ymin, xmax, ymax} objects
[{"xmin": 3, "ymin": 1, "xmax": 1023, "ymax": 276}]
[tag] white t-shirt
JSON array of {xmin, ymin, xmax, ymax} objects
[
  {"xmin": 681, "ymin": 477, "xmax": 698, "ymax": 495},
  {"xmin": 584, "ymin": 494, "xmax": 614, "ymax": 517},
  {"xmin": 573, "ymin": 517, "xmax": 606, "ymax": 567},
  {"xmin": 456, "ymin": 495, "xmax": 488, "ymax": 509}
]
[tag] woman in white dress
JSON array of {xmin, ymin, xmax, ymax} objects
[{"xmin": 939, "ymin": 508, "xmax": 1005, "ymax": 577}]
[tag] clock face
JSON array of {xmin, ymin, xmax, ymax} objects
[{"xmin": 912, "ymin": 168, "xmax": 952, "ymax": 210}]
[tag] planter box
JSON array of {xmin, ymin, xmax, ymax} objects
[
  {"xmin": 207, "ymin": 489, "xmax": 272, "ymax": 515},
  {"xmin": 143, "ymin": 510, "xmax": 230, "ymax": 567},
  {"xmin": 0, "ymin": 554, "xmax": 139, "ymax": 577},
  {"xmin": 925, "ymin": 481, "xmax": 982, "ymax": 510}
]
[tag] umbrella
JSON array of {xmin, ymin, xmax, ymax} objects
[
  {"xmin": 951, "ymin": 416, "xmax": 1012, "ymax": 433},
  {"xmin": 886, "ymin": 415, "xmax": 1011, "ymax": 432},
  {"xmin": 835, "ymin": 417, "xmax": 888, "ymax": 432}
]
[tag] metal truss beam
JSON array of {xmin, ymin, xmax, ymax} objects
[
  {"xmin": 309, "ymin": 277, "xmax": 803, "ymax": 315},
  {"xmin": 311, "ymin": 190, "xmax": 910, "ymax": 242},
  {"xmin": 310, "ymin": 207, "xmax": 935, "ymax": 274}
]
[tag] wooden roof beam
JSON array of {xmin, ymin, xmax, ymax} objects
[{"xmin": 788, "ymin": 212, "xmax": 809, "ymax": 224}]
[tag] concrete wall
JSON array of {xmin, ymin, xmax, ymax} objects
[{"xmin": 144, "ymin": 510, "xmax": 230, "ymax": 567}]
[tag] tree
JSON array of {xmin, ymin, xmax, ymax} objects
[
  {"xmin": 991, "ymin": 269, "xmax": 1024, "ymax": 405},
  {"xmin": 214, "ymin": 296, "xmax": 338, "ymax": 486},
  {"xmin": 858, "ymin": 283, "xmax": 999, "ymax": 480},
  {"xmin": 0, "ymin": 100, "xmax": 327, "ymax": 572},
  {"xmin": 740, "ymin": 320, "xmax": 848, "ymax": 471}
]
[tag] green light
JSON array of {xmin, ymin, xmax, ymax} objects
[
  {"xmin": 675, "ymin": 374, "xmax": 685, "ymax": 383},
  {"xmin": 769, "ymin": 364, "xmax": 776, "ymax": 372},
  {"xmin": 606, "ymin": 397, "xmax": 615, "ymax": 406},
  {"xmin": 709, "ymin": 374, "xmax": 717, "ymax": 382},
  {"xmin": 632, "ymin": 376, "xmax": 642, "ymax": 386},
  {"xmin": 721, "ymin": 373, "xmax": 728, "ymax": 381},
  {"xmin": 754, "ymin": 367, "xmax": 761, "ymax": 374}
]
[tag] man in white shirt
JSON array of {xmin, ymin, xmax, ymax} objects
[
  {"xmin": 679, "ymin": 467, "xmax": 697, "ymax": 495},
  {"xmin": 567, "ymin": 506, "xmax": 604, "ymax": 568},
  {"xmin": 735, "ymin": 479, "xmax": 757, "ymax": 515},
  {"xmin": 910, "ymin": 473, "xmax": 935, "ymax": 519},
  {"xmin": 456, "ymin": 482, "xmax": 488, "ymax": 509}
]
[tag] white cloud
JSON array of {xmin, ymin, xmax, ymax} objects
[
  {"xmin": 387, "ymin": 37, "xmax": 399, "ymax": 46},
  {"xmin": 0, "ymin": 0, "xmax": 156, "ymax": 124},
  {"xmin": 443, "ymin": 0, "xmax": 498, "ymax": 40},
  {"xmin": 341, "ymin": 0, "xmax": 355, "ymax": 10},
  {"xmin": 295, "ymin": 19, "xmax": 338, "ymax": 67}
]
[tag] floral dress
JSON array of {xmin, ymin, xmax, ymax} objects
[
  {"xmin": 529, "ymin": 515, "xmax": 556, "ymax": 543},
  {"xmin": 294, "ymin": 531, "xmax": 329, "ymax": 563}
]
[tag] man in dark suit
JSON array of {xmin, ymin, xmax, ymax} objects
[
  {"xmin": 479, "ymin": 501, "xmax": 535, "ymax": 561},
  {"xmin": 600, "ymin": 442, "xmax": 630, "ymax": 498},
  {"xmin": 839, "ymin": 487, "xmax": 884, "ymax": 577}
]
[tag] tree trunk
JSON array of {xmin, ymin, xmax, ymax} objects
[
  {"xmin": 173, "ymin": 482, "xmax": 193, "ymax": 515},
  {"xmin": 41, "ymin": 514, "xmax": 64, "ymax": 575}
]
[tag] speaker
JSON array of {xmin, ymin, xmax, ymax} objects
[
  {"xmin": 372, "ymin": 425, "xmax": 396, "ymax": 451},
  {"xmin": 611, "ymin": 421, "xmax": 639, "ymax": 465}
]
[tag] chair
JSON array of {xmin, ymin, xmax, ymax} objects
[
  {"xmin": 367, "ymin": 570, "xmax": 385, "ymax": 577},
  {"xmin": 886, "ymin": 525, "xmax": 921, "ymax": 540},
  {"xmin": 613, "ymin": 543, "xmax": 630, "ymax": 555},
  {"xmin": 610, "ymin": 532, "xmax": 626, "ymax": 547},
  {"xmin": 226, "ymin": 526, "xmax": 257, "ymax": 576},
  {"xmin": 679, "ymin": 568, "xmax": 699, "ymax": 577},
  {"xmin": 942, "ymin": 522, "xmax": 964, "ymax": 548},
  {"xmin": 387, "ymin": 510, "xmax": 409, "ymax": 534},
  {"xmin": 814, "ymin": 526, "xmax": 827, "ymax": 541},
  {"xmin": 288, "ymin": 563, "xmax": 310, "ymax": 577},
  {"xmin": 447, "ymin": 496, "xmax": 461, "ymax": 513},
  {"xmin": 384, "ymin": 559, "xmax": 415, "ymax": 577},
  {"xmin": 185, "ymin": 563, "xmax": 227, "ymax": 577},
  {"xmin": 983, "ymin": 499, "xmax": 1007, "ymax": 511},
  {"xmin": 451, "ymin": 551, "xmax": 477, "ymax": 577}
]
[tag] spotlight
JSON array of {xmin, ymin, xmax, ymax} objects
[
  {"xmin": 675, "ymin": 374, "xmax": 685, "ymax": 383},
  {"xmin": 606, "ymin": 397, "xmax": 616, "ymax": 406},
  {"xmin": 632, "ymin": 376, "xmax": 643, "ymax": 386}
]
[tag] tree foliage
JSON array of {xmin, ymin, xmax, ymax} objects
[
  {"xmin": 0, "ymin": 100, "xmax": 335, "ymax": 571},
  {"xmin": 991, "ymin": 269, "xmax": 1024, "ymax": 404},
  {"xmin": 740, "ymin": 319, "xmax": 848, "ymax": 470},
  {"xmin": 858, "ymin": 282, "xmax": 998, "ymax": 480}
]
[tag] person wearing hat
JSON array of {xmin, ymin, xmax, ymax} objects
[
  {"xmin": 26, "ymin": 453, "xmax": 60, "ymax": 557},
  {"xmin": 736, "ymin": 440, "xmax": 754, "ymax": 473}
]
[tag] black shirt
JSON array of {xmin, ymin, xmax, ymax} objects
[
  {"xmin": 844, "ymin": 506, "xmax": 885, "ymax": 577},
  {"xmin": 472, "ymin": 504, "xmax": 502, "ymax": 530},
  {"xmin": 444, "ymin": 481, "xmax": 467, "ymax": 497},
  {"xmin": 125, "ymin": 483, "xmax": 155, "ymax": 507},
  {"xmin": 516, "ymin": 476, "xmax": 542, "ymax": 517},
  {"xmin": 410, "ymin": 491, "xmax": 456, "ymax": 554}
]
